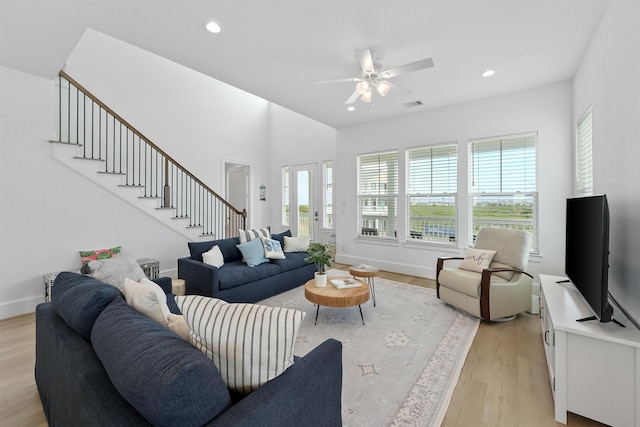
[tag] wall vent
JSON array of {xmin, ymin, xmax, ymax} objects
[{"xmin": 403, "ymin": 100, "xmax": 423, "ymax": 108}]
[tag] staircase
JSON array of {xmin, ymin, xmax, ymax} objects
[{"xmin": 51, "ymin": 71, "xmax": 246, "ymax": 241}]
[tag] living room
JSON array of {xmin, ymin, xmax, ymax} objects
[
  {"xmin": 0, "ymin": 0, "xmax": 636, "ymax": 323},
  {"xmin": 0, "ymin": 0, "xmax": 638, "ymax": 425}
]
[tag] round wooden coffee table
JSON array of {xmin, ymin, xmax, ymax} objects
[{"xmin": 304, "ymin": 277, "xmax": 370, "ymax": 325}]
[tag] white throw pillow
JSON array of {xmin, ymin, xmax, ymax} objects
[
  {"xmin": 283, "ymin": 235, "xmax": 310, "ymax": 252},
  {"xmin": 175, "ymin": 295, "xmax": 305, "ymax": 394},
  {"xmin": 238, "ymin": 227, "xmax": 270, "ymax": 244},
  {"xmin": 202, "ymin": 245, "xmax": 225, "ymax": 268},
  {"xmin": 88, "ymin": 253, "xmax": 147, "ymax": 290},
  {"xmin": 122, "ymin": 278, "xmax": 171, "ymax": 326},
  {"xmin": 260, "ymin": 237, "xmax": 286, "ymax": 259},
  {"xmin": 459, "ymin": 248, "xmax": 497, "ymax": 273}
]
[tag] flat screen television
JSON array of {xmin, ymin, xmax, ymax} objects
[{"xmin": 565, "ymin": 194, "xmax": 619, "ymax": 324}]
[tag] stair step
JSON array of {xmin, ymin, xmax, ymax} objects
[
  {"xmin": 73, "ymin": 156, "xmax": 104, "ymax": 162},
  {"xmin": 140, "ymin": 196, "xmax": 161, "ymax": 200},
  {"xmin": 49, "ymin": 140, "xmax": 83, "ymax": 147},
  {"xmin": 98, "ymin": 171, "xmax": 126, "ymax": 176},
  {"xmin": 119, "ymin": 184, "xmax": 144, "ymax": 188}
]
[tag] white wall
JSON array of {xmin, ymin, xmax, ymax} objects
[
  {"xmin": 573, "ymin": 0, "xmax": 640, "ymax": 326},
  {"xmin": 268, "ymin": 103, "xmax": 336, "ymax": 234},
  {"xmin": 334, "ymin": 81, "xmax": 574, "ymax": 281},
  {"xmin": 0, "ymin": 66, "xmax": 189, "ymax": 319},
  {"xmin": 64, "ymin": 29, "xmax": 272, "ymax": 229}
]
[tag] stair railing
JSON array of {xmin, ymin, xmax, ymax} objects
[{"xmin": 55, "ymin": 70, "xmax": 246, "ymax": 238}]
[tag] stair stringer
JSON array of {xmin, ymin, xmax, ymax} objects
[{"xmin": 49, "ymin": 141, "xmax": 215, "ymax": 242}]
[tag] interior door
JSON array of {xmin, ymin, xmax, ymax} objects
[
  {"xmin": 291, "ymin": 163, "xmax": 319, "ymax": 241},
  {"xmin": 226, "ymin": 165, "xmax": 248, "ymax": 212},
  {"xmin": 225, "ymin": 162, "xmax": 249, "ymax": 236}
]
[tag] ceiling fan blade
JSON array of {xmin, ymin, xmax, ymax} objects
[
  {"xmin": 386, "ymin": 80, "xmax": 412, "ymax": 96},
  {"xmin": 315, "ymin": 77, "xmax": 363, "ymax": 84},
  {"xmin": 345, "ymin": 90, "xmax": 361, "ymax": 104},
  {"xmin": 381, "ymin": 58, "xmax": 434, "ymax": 78},
  {"xmin": 357, "ymin": 49, "xmax": 375, "ymax": 75}
]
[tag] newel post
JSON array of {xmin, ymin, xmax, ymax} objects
[{"xmin": 163, "ymin": 157, "xmax": 171, "ymax": 208}]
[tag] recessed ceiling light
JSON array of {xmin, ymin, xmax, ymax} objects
[
  {"xmin": 482, "ymin": 69, "xmax": 495, "ymax": 77},
  {"xmin": 347, "ymin": 106, "xmax": 355, "ymax": 112},
  {"xmin": 204, "ymin": 21, "xmax": 222, "ymax": 34}
]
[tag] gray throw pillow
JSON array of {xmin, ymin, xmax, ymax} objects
[{"xmin": 88, "ymin": 254, "xmax": 146, "ymax": 290}]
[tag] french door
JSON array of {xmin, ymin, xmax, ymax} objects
[{"xmin": 291, "ymin": 163, "xmax": 319, "ymax": 241}]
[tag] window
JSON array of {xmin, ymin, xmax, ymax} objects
[
  {"xmin": 281, "ymin": 166, "xmax": 289, "ymax": 226},
  {"xmin": 576, "ymin": 108, "xmax": 593, "ymax": 196},
  {"xmin": 406, "ymin": 143, "xmax": 457, "ymax": 243},
  {"xmin": 469, "ymin": 133, "xmax": 538, "ymax": 253},
  {"xmin": 323, "ymin": 161, "xmax": 333, "ymax": 228},
  {"xmin": 357, "ymin": 151, "xmax": 398, "ymax": 238}
]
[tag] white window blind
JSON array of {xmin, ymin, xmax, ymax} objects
[
  {"xmin": 406, "ymin": 143, "xmax": 457, "ymax": 243},
  {"xmin": 357, "ymin": 151, "xmax": 398, "ymax": 238},
  {"xmin": 323, "ymin": 161, "xmax": 333, "ymax": 228},
  {"xmin": 282, "ymin": 166, "xmax": 289, "ymax": 226},
  {"xmin": 576, "ymin": 108, "xmax": 593, "ymax": 196},
  {"xmin": 469, "ymin": 132, "xmax": 538, "ymax": 253}
]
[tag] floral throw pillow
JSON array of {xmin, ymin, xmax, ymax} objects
[{"xmin": 79, "ymin": 246, "xmax": 121, "ymax": 272}]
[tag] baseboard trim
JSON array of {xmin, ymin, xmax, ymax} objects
[
  {"xmin": 0, "ymin": 295, "xmax": 42, "ymax": 320},
  {"xmin": 335, "ymin": 254, "xmax": 437, "ymax": 280}
]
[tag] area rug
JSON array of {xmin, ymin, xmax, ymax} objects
[{"xmin": 258, "ymin": 270, "xmax": 480, "ymax": 427}]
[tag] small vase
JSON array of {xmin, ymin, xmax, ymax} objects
[{"xmin": 314, "ymin": 272, "xmax": 327, "ymax": 287}]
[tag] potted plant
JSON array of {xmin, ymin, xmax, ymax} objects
[{"xmin": 305, "ymin": 242, "xmax": 333, "ymax": 287}]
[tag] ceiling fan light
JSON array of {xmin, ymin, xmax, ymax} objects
[
  {"xmin": 375, "ymin": 81, "xmax": 391, "ymax": 96},
  {"xmin": 360, "ymin": 90, "xmax": 372, "ymax": 103},
  {"xmin": 356, "ymin": 81, "xmax": 370, "ymax": 95}
]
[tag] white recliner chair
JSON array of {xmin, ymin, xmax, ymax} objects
[{"xmin": 436, "ymin": 226, "xmax": 533, "ymax": 321}]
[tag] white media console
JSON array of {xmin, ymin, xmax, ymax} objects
[{"xmin": 539, "ymin": 274, "xmax": 640, "ymax": 426}]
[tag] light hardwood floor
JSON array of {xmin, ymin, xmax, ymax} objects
[{"xmin": 0, "ymin": 265, "xmax": 605, "ymax": 427}]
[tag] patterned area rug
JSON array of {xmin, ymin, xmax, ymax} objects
[{"xmin": 259, "ymin": 271, "xmax": 480, "ymax": 427}]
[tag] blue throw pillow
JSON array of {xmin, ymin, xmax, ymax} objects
[
  {"xmin": 270, "ymin": 229, "xmax": 292, "ymax": 247},
  {"xmin": 236, "ymin": 238, "xmax": 269, "ymax": 267},
  {"xmin": 52, "ymin": 272, "xmax": 122, "ymax": 340}
]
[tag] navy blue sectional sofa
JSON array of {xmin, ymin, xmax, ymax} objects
[
  {"xmin": 35, "ymin": 272, "xmax": 342, "ymax": 427},
  {"xmin": 178, "ymin": 230, "xmax": 316, "ymax": 302}
]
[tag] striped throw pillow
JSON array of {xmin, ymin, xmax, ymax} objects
[
  {"xmin": 175, "ymin": 295, "xmax": 305, "ymax": 394},
  {"xmin": 238, "ymin": 227, "xmax": 270, "ymax": 244}
]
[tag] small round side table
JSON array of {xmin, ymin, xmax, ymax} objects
[
  {"xmin": 172, "ymin": 278, "xmax": 186, "ymax": 296},
  {"xmin": 349, "ymin": 265, "xmax": 379, "ymax": 306}
]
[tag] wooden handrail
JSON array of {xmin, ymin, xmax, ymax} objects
[{"xmin": 59, "ymin": 70, "xmax": 245, "ymax": 217}]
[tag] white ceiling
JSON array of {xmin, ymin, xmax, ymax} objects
[{"xmin": 0, "ymin": 0, "xmax": 609, "ymax": 129}]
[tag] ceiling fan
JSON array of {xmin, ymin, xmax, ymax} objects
[{"xmin": 316, "ymin": 48, "xmax": 434, "ymax": 104}]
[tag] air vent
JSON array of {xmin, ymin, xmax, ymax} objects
[{"xmin": 403, "ymin": 100, "xmax": 423, "ymax": 108}]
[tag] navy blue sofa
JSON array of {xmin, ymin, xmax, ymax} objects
[
  {"xmin": 178, "ymin": 230, "xmax": 316, "ymax": 302},
  {"xmin": 35, "ymin": 272, "xmax": 342, "ymax": 427}
]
